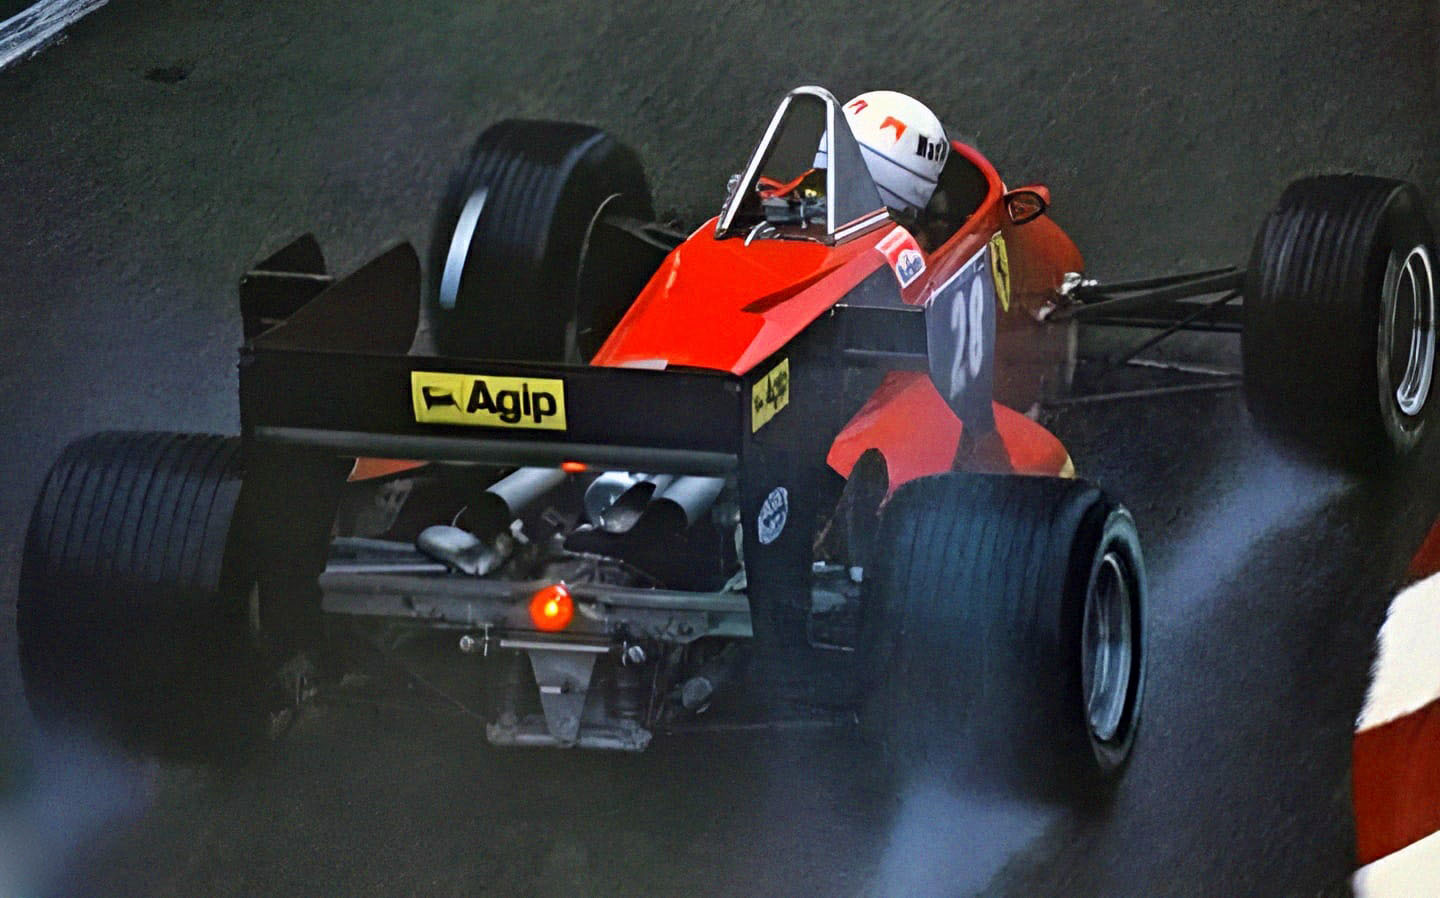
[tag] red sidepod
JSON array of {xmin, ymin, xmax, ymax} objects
[{"xmin": 827, "ymin": 370, "xmax": 1074, "ymax": 491}]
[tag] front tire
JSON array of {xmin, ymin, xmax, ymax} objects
[
  {"xmin": 861, "ymin": 473, "xmax": 1147, "ymax": 802},
  {"xmin": 1243, "ymin": 175, "xmax": 1438, "ymax": 466},
  {"xmin": 427, "ymin": 120, "xmax": 656, "ymax": 362}
]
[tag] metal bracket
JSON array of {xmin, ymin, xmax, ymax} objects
[{"xmin": 527, "ymin": 649, "xmax": 597, "ymax": 745}]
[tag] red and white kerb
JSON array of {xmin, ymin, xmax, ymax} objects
[{"xmin": 1352, "ymin": 520, "xmax": 1440, "ymax": 895}]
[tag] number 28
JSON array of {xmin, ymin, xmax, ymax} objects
[{"xmin": 948, "ymin": 276, "xmax": 986, "ymax": 399}]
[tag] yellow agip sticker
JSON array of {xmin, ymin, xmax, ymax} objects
[
  {"xmin": 411, "ymin": 371, "xmax": 567, "ymax": 431},
  {"xmin": 751, "ymin": 358, "xmax": 790, "ymax": 432},
  {"xmin": 989, "ymin": 231, "xmax": 1011, "ymax": 313}
]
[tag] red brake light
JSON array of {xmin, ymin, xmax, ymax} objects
[
  {"xmin": 529, "ymin": 583, "xmax": 574, "ymax": 632},
  {"xmin": 560, "ymin": 460, "xmax": 587, "ymax": 473}
]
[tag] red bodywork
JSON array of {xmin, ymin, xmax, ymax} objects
[{"xmin": 591, "ymin": 140, "xmax": 1083, "ymax": 491}]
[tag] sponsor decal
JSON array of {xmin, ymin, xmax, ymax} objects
[
  {"xmin": 876, "ymin": 226, "xmax": 927, "ymax": 290},
  {"xmin": 915, "ymin": 134, "xmax": 949, "ymax": 165},
  {"xmin": 989, "ymin": 232, "xmax": 1011, "ymax": 312},
  {"xmin": 896, "ymin": 249, "xmax": 925, "ymax": 287},
  {"xmin": 879, "ymin": 115, "xmax": 908, "ymax": 142},
  {"xmin": 751, "ymin": 357, "xmax": 790, "ymax": 432},
  {"xmin": 757, "ymin": 486, "xmax": 788, "ymax": 545},
  {"xmin": 846, "ymin": 98, "xmax": 869, "ymax": 114},
  {"xmin": 411, "ymin": 371, "xmax": 566, "ymax": 430}
]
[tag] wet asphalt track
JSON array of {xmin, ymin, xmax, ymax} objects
[{"xmin": 1, "ymin": 2, "xmax": 1438, "ymax": 895}]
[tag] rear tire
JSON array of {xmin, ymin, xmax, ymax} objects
[
  {"xmin": 1243, "ymin": 175, "xmax": 1437, "ymax": 467},
  {"xmin": 17, "ymin": 432, "xmax": 263, "ymax": 757},
  {"xmin": 427, "ymin": 119, "xmax": 656, "ymax": 362},
  {"xmin": 861, "ymin": 473, "xmax": 1146, "ymax": 802}
]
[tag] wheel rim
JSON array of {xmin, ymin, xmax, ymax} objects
[
  {"xmin": 1082, "ymin": 551, "xmax": 1134, "ymax": 744},
  {"xmin": 1387, "ymin": 244, "xmax": 1436, "ymax": 417},
  {"xmin": 438, "ymin": 187, "xmax": 488, "ymax": 311}
]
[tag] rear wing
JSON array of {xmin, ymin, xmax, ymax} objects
[{"xmin": 239, "ymin": 239, "xmax": 746, "ymax": 474}]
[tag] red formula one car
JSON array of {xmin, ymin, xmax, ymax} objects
[{"xmin": 19, "ymin": 86, "xmax": 1435, "ymax": 801}]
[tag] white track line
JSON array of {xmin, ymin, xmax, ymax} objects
[{"xmin": 0, "ymin": 0, "xmax": 109, "ymax": 70}]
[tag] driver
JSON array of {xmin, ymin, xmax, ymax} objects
[{"xmin": 815, "ymin": 90, "xmax": 949, "ymax": 220}]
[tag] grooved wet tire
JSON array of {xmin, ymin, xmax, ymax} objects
[
  {"xmin": 861, "ymin": 473, "xmax": 1146, "ymax": 802},
  {"xmin": 17, "ymin": 432, "xmax": 262, "ymax": 756},
  {"xmin": 427, "ymin": 119, "xmax": 655, "ymax": 362},
  {"xmin": 1243, "ymin": 175, "xmax": 1438, "ymax": 466}
]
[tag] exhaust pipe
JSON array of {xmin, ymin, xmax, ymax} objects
[
  {"xmin": 487, "ymin": 466, "xmax": 567, "ymax": 514},
  {"xmin": 585, "ymin": 473, "xmax": 724, "ymax": 533},
  {"xmin": 584, "ymin": 471, "xmax": 636, "ymax": 524},
  {"xmin": 585, "ymin": 472, "xmax": 674, "ymax": 532},
  {"xmin": 652, "ymin": 476, "xmax": 725, "ymax": 528},
  {"xmin": 418, "ymin": 466, "xmax": 566, "ymax": 574},
  {"xmin": 469, "ymin": 466, "xmax": 567, "ymax": 536}
]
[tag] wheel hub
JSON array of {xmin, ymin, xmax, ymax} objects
[
  {"xmin": 1387, "ymin": 244, "xmax": 1436, "ymax": 417},
  {"xmin": 1082, "ymin": 551, "xmax": 1134, "ymax": 744}
]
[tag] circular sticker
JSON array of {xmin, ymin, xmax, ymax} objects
[{"xmin": 757, "ymin": 486, "xmax": 789, "ymax": 545}]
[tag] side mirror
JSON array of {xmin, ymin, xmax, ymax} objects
[{"xmin": 1004, "ymin": 185, "xmax": 1050, "ymax": 225}]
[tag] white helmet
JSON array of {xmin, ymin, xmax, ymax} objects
[{"xmin": 823, "ymin": 91, "xmax": 948, "ymax": 214}]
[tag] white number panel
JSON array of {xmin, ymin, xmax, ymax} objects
[{"xmin": 925, "ymin": 240, "xmax": 997, "ymax": 432}]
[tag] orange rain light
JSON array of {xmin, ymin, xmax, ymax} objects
[{"xmin": 529, "ymin": 583, "xmax": 574, "ymax": 632}]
